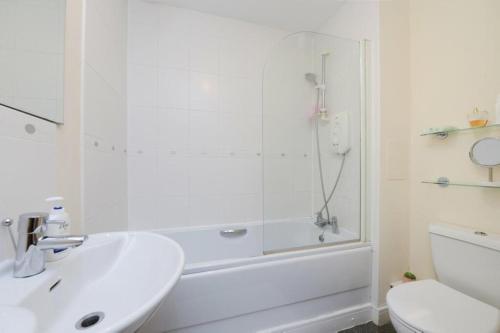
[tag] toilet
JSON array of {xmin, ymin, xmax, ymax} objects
[{"xmin": 387, "ymin": 224, "xmax": 500, "ymax": 333}]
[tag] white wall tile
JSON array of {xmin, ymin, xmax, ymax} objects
[
  {"xmin": 222, "ymin": 157, "xmax": 261, "ymax": 195},
  {"xmin": 189, "ymin": 72, "xmax": 218, "ymax": 111},
  {"xmin": 128, "ymin": 65, "xmax": 158, "ymax": 107},
  {"xmin": 225, "ymin": 193, "xmax": 262, "ymax": 223},
  {"xmin": 157, "ymin": 108, "xmax": 189, "ymax": 151},
  {"xmin": 128, "ymin": 106, "xmax": 158, "ymax": 149},
  {"xmin": 263, "ymin": 192, "xmax": 293, "ymax": 221},
  {"xmin": 0, "ymin": 106, "xmax": 56, "ymax": 144},
  {"xmin": 219, "ymin": 76, "xmax": 261, "ymax": 115},
  {"xmin": 128, "ymin": 23, "xmax": 158, "ymax": 66},
  {"xmin": 158, "ymin": 68, "xmax": 189, "ymax": 109},
  {"xmin": 263, "ymin": 158, "xmax": 294, "ymax": 194},
  {"xmin": 158, "ymin": 4, "xmax": 191, "ymax": 32},
  {"xmin": 157, "ymin": 5, "xmax": 190, "ymax": 70},
  {"xmin": 83, "ymin": 0, "xmax": 128, "ymax": 233},
  {"xmin": 189, "ymin": 158, "xmax": 225, "ymax": 195},
  {"xmin": 246, "ymin": 194, "xmax": 263, "ymax": 222},
  {"xmin": 189, "ymin": 195, "xmax": 224, "ymax": 226},
  {"xmin": 290, "ymin": 191, "xmax": 312, "ymax": 219},
  {"xmin": 219, "ymin": 38, "xmax": 264, "ymax": 78},
  {"xmin": 128, "ymin": 3, "xmax": 287, "ymax": 230},
  {"xmin": 190, "ymin": 34, "xmax": 219, "ymax": 74},
  {"xmin": 218, "ymin": 113, "xmax": 260, "ymax": 153},
  {"xmin": 158, "ymin": 30, "xmax": 189, "ymax": 69},
  {"xmin": 156, "ymin": 195, "xmax": 189, "ymax": 227},
  {"xmin": 188, "ymin": 10, "xmax": 224, "ymax": 37},
  {"xmin": 293, "ymin": 158, "xmax": 313, "ymax": 192},
  {"xmin": 129, "ymin": 194, "xmax": 159, "ymax": 230},
  {"xmin": 219, "ymin": 39, "xmax": 247, "ymax": 77},
  {"xmin": 128, "ymin": 0, "xmax": 159, "ymax": 28},
  {"xmin": 157, "ymin": 155, "xmax": 189, "ymax": 196},
  {"xmin": 0, "ymin": 106, "xmax": 57, "ymax": 263},
  {"xmin": 221, "ymin": 195, "xmax": 253, "ymax": 223},
  {"xmin": 85, "ymin": 200, "xmax": 127, "ymax": 234},
  {"xmin": 128, "ymin": 153, "xmax": 158, "ymax": 197},
  {"xmin": 189, "ymin": 111, "xmax": 219, "ymax": 152},
  {"xmin": 85, "ymin": 0, "xmax": 127, "ymax": 96},
  {"xmin": 84, "ymin": 64, "xmax": 122, "ymax": 141}
]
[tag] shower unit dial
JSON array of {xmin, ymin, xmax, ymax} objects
[{"xmin": 331, "ymin": 112, "xmax": 350, "ymax": 155}]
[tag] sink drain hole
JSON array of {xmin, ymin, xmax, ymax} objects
[{"xmin": 76, "ymin": 312, "xmax": 104, "ymax": 330}]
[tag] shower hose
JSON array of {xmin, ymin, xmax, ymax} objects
[{"xmin": 314, "ymin": 93, "xmax": 348, "ymax": 224}]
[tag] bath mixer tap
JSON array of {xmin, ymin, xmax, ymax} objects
[
  {"xmin": 13, "ymin": 212, "xmax": 87, "ymax": 278},
  {"xmin": 314, "ymin": 213, "xmax": 339, "ymax": 234}
]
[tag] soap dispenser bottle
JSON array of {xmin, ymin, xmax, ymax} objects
[{"xmin": 46, "ymin": 196, "xmax": 71, "ymax": 261}]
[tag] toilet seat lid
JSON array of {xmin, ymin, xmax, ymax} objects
[{"xmin": 387, "ymin": 279, "xmax": 500, "ymax": 333}]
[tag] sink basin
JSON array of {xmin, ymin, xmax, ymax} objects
[{"xmin": 0, "ymin": 232, "xmax": 184, "ymax": 333}]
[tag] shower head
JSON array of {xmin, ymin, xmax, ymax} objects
[{"xmin": 305, "ymin": 73, "xmax": 317, "ymax": 85}]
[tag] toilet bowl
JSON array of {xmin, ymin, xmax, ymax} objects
[
  {"xmin": 387, "ymin": 279, "xmax": 499, "ymax": 333},
  {"xmin": 386, "ymin": 224, "xmax": 500, "ymax": 333}
]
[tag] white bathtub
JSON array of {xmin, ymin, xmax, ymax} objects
[{"xmin": 140, "ymin": 220, "xmax": 372, "ymax": 333}]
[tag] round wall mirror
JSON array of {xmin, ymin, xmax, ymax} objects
[{"xmin": 469, "ymin": 137, "xmax": 500, "ymax": 167}]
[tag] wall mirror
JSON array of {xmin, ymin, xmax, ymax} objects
[
  {"xmin": 469, "ymin": 137, "xmax": 500, "ymax": 167},
  {"xmin": 0, "ymin": 0, "xmax": 66, "ymax": 123}
]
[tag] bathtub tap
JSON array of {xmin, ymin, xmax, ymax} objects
[{"xmin": 315, "ymin": 213, "xmax": 339, "ymax": 234}]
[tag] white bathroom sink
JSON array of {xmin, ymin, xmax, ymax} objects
[{"xmin": 0, "ymin": 232, "xmax": 184, "ymax": 333}]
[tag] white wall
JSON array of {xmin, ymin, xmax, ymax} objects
[
  {"xmin": 127, "ymin": 1, "xmax": 287, "ymax": 230},
  {"xmin": 377, "ymin": 0, "xmax": 411, "ymax": 310},
  {"xmin": 82, "ymin": 0, "xmax": 128, "ymax": 233},
  {"xmin": 408, "ymin": 0, "xmax": 500, "ymax": 279},
  {"xmin": 0, "ymin": 106, "xmax": 57, "ymax": 262}
]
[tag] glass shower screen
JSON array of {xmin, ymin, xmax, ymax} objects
[{"xmin": 262, "ymin": 32, "xmax": 364, "ymax": 253}]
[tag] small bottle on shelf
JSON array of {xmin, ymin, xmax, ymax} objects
[{"xmin": 467, "ymin": 107, "xmax": 488, "ymax": 128}]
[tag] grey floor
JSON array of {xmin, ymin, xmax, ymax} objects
[{"xmin": 339, "ymin": 321, "xmax": 396, "ymax": 333}]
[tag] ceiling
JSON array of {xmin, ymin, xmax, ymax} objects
[{"xmin": 151, "ymin": 0, "xmax": 346, "ymax": 31}]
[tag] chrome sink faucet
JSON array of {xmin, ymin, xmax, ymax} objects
[{"xmin": 11, "ymin": 212, "xmax": 87, "ymax": 278}]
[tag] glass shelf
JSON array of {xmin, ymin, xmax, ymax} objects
[
  {"xmin": 420, "ymin": 124, "xmax": 500, "ymax": 138},
  {"xmin": 422, "ymin": 177, "xmax": 500, "ymax": 189}
]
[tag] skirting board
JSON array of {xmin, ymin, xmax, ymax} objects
[
  {"xmin": 371, "ymin": 304, "xmax": 389, "ymax": 326},
  {"xmin": 257, "ymin": 303, "xmax": 373, "ymax": 333}
]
